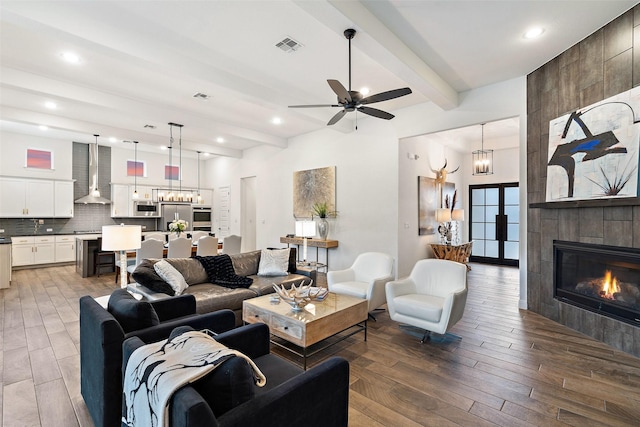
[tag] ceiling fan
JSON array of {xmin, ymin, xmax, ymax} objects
[{"xmin": 289, "ymin": 28, "xmax": 412, "ymax": 126}]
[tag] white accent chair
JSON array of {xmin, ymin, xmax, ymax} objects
[
  {"xmin": 221, "ymin": 235, "xmax": 242, "ymax": 255},
  {"xmin": 327, "ymin": 252, "xmax": 394, "ymax": 321},
  {"xmin": 125, "ymin": 238, "xmax": 164, "ymax": 278},
  {"xmin": 167, "ymin": 237, "xmax": 192, "ymax": 258},
  {"xmin": 385, "ymin": 259, "xmax": 468, "ymax": 343},
  {"xmin": 190, "ymin": 231, "xmax": 208, "ymax": 244},
  {"xmin": 196, "ymin": 236, "xmax": 218, "ymax": 256},
  {"xmin": 144, "ymin": 233, "xmax": 165, "ymax": 243}
]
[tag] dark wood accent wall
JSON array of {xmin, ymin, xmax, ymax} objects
[{"xmin": 527, "ymin": 6, "xmax": 640, "ymax": 357}]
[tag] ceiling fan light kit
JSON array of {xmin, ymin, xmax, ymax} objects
[{"xmin": 289, "ymin": 28, "xmax": 412, "ymax": 126}]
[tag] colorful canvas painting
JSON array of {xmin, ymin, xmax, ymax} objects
[
  {"xmin": 26, "ymin": 149, "xmax": 52, "ymax": 169},
  {"xmin": 165, "ymin": 165, "xmax": 180, "ymax": 180},
  {"xmin": 293, "ymin": 166, "xmax": 336, "ymax": 218},
  {"xmin": 127, "ymin": 160, "xmax": 145, "ymax": 177},
  {"xmin": 546, "ymin": 87, "xmax": 640, "ymax": 202}
]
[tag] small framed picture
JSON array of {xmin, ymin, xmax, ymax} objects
[
  {"xmin": 127, "ymin": 160, "xmax": 146, "ymax": 177},
  {"xmin": 26, "ymin": 148, "xmax": 53, "ymax": 169},
  {"xmin": 165, "ymin": 165, "xmax": 180, "ymax": 180}
]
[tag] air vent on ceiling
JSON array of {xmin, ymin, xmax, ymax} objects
[
  {"xmin": 144, "ymin": 124, "xmax": 156, "ymax": 129},
  {"xmin": 193, "ymin": 92, "xmax": 211, "ymax": 100},
  {"xmin": 275, "ymin": 36, "xmax": 303, "ymax": 53}
]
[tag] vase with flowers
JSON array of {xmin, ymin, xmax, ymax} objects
[
  {"xmin": 311, "ymin": 202, "xmax": 337, "ymax": 240},
  {"xmin": 169, "ymin": 219, "xmax": 188, "ymax": 238}
]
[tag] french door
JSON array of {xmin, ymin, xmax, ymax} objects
[{"xmin": 469, "ymin": 183, "xmax": 519, "ymax": 267}]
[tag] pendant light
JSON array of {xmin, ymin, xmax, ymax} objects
[
  {"xmin": 132, "ymin": 140, "xmax": 139, "ymax": 200},
  {"xmin": 472, "ymin": 123, "xmax": 493, "ymax": 175},
  {"xmin": 196, "ymin": 151, "xmax": 202, "ymax": 204},
  {"xmin": 167, "ymin": 122, "xmax": 183, "ymax": 202}
]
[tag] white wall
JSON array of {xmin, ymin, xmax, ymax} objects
[
  {"xmin": 206, "ymin": 121, "xmax": 399, "ymax": 272},
  {"xmin": 0, "ymin": 131, "xmax": 73, "ymax": 180}
]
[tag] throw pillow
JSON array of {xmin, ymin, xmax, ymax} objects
[
  {"xmin": 107, "ymin": 288, "xmax": 160, "ymax": 333},
  {"xmin": 267, "ymin": 247, "xmax": 297, "ymax": 273},
  {"xmin": 154, "ymin": 260, "xmax": 189, "ymax": 295},
  {"xmin": 257, "ymin": 248, "xmax": 289, "ymax": 276},
  {"xmin": 131, "ymin": 259, "xmax": 176, "ymax": 296}
]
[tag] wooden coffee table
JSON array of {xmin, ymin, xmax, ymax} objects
[{"xmin": 243, "ymin": 292, "xmax": 367, "ymax": 369}]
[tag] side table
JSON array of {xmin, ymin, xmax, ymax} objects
[{"xmin": 430, "ymin": 241, "xmax": 473, "ymax": 270}]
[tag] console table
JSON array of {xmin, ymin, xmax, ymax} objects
[
  {"xmin": 430, "ymin": 241, "xmax": 473, "ymax": 270},
  {"xmin": 280, "ymin": 237, "xmax": 338, "ymax": 270}
]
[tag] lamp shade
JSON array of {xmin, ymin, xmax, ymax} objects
[
  {"xmin": 101, "ymin": 224, "xmax": 142, "ymax": 251},
  {"xmin": 295, "ymin": 220, "xmax": 316, "ymax": 238},
  {"xmin": 435, "ymin": 208, "xmax": 451, "ymax": 223},
  {"xmin": 451, "ymin": 208, "xmax": 465, "ymax": 221}
]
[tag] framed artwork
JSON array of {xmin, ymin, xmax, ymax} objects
[
  {"xmin": 293, "ymin": 166, "xmax": 336, "ymax": 218},
  {"xmin": 165, "ymin": 165, "xmax": 180, "ymax": 180},
  {"xmin": 127, "ymin": 160, "xmax": 145, "ymax": 177},
  {"xmin": 419, "ymin": 176, "xmax": 455, "ymax": 235},
  {"xmin": 546, "ymin": 86, "xmax": 640, "ymax": 202},
  {"xmin": 26, "ymin": 148, "xmax": 53, "ymax": 169}
]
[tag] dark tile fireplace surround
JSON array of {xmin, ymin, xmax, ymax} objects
[{"xmin": 527, "ymin": 7, "xmax": 640, "ymax": 357}]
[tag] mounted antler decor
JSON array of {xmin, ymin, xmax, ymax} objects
[{"xmin": 431, "ymin": 159, "xmax": 459, "ymax": 208}]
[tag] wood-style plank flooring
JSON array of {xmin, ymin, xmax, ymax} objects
[{"xmin": 2, "ymin": 263, "xmax": 640, "ymax": 426}]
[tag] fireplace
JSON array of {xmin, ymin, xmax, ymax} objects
[{"xmin": 554, "ymin": 241, "xmax": 640, "ymax": 325}]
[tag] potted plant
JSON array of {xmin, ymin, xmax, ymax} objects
[{"xmin": 311, "ymin": 202, "xmax": 336, "ymax": 240}]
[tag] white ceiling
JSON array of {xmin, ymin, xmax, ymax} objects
[{"xmin": 0, "ymin": 0, "xmax": 636, "ymax": 157}]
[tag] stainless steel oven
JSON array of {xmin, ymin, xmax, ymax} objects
[
  {"xmin": 133, "ymin": 201, "xmax": 160, "ymax": 217},
  {"xmin": 192, "ymin": 206, "xmax": 212, "ymax": 231}
]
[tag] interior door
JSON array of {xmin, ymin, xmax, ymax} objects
[
  {"xmin": 469, "ymin": 183, "xmax": 519, "ymax": 266},
  {"xmin": 241, "ymin": 177, "xmax": 256, "ymax": 252}
]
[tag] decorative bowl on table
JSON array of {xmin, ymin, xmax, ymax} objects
[{"xmin": 272, "ymin": 281, "xmax": 328, "ymax": 312}]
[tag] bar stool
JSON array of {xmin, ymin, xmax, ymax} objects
[{"xmin": 94, "ymin": 238, "xmax": 115, "ymax": 277}]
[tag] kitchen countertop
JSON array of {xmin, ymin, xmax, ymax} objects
[{"xmin": 0, "ymin": 237, "xmax": 12, "ymax": 245}]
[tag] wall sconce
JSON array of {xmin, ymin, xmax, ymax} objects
[{"xmin": 472, "ymin": 123, "xmax": 493, "ymax": 175}]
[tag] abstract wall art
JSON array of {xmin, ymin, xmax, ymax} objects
[
  {"xmin": 127, "ymin": 160, "xmax": 145, "ymax": 177},
  {"xmin": 26, "ymin": 148, "xmax": 52, "ymax": 169},
  {"xmin": 164, "ymin": 165, "xmax": 180, "ymax": 180},
  {"xmin": 546, "ymin": 86, "xmax": 640, "ymax": 202},
  {"xmin": 293, "ymin": 166, "xmax": 336, "ymax": 218},
  {"xmin": 418, "ymin": 176, "xmax": 455, "ymax": 235}
]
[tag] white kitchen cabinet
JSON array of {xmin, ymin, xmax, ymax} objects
[
  {"xmin": 55, "ymin": 235, "xmax": 75, "ymax": 262},
  {"xmin": 11, "ymin": 236, "xmax": 35, "ymax": 266},
  {"xmin": 198, "ymin": 189, "xmax": 214, "ymax": 206},
  {"xmin": 0, "ymin": 177, "xmax": 55, "ymax": 217},
  {"xmin": 134, "ymin": 185, "xmax": 154, "ymax": 202},
  {"xmin": 54, "ymin": 181, "xmax": 74, "ymax": 217},
  {"xmin": 111, "ymin": 184, "xmax": 131, "ymax": 217},
  {"xmin": 11, "ymin": 235, "xmax": 56, "ymax": 266}
]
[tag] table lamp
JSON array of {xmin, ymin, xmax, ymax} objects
[
  {"xmin": 295, "ymin": 220, "xmax": 316, "ymax": 262},
  {"xmin": 435, "ymin": 209, "xmax": 452, "ymax": 244},
  {"xmin": 102, "ymin": 224, "xmax": 142, "ymax": 289}
]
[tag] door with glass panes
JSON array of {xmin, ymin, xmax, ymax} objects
[{"xmin": 469, "ymin": 183, "xmax": 519, "ymax": 266}]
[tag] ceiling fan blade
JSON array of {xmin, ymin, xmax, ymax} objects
[
  {"xmin": 357, "ymin": 106, "xmax": 395, "ymax": 120},
  {"xmin": 361, "ymin": 87, "xmax": 412, "ymax": 104},
  {"xmin": 327, "ymin": 109, "xmax": 347, "ymax": 125},
  {"xmin": 327, "ymin": 79, "xmax": 351, "ymax": 103},
  {"xmin": 289, "ymin": 104, "xmax": 341, "ymax": 108}
]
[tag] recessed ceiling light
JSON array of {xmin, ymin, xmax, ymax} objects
[
  {"xmin": 44, "ymin": 101, "xmax": 57, "ymax": 109},
  {"xmin": 524, "ymin": 27, "xmax": 544, "ymax": 39},
  {"xmin": 216, "ymin": 137, "xmax": 225, "ymax": 143},
  {"xmin": 109, "ymin": 137, "xmax": 118, "ymax": 143},
  {"xmin": 38, "ymin": 125, "xmax": 48, "ymax": 131},
  {"xmin": 272, "ymin": 117, "xmax": 282, "ymax": 125},
  {"xmin": 204, "ymin": 152, "xmax": 210, "ymax": 156},
  {"xmin": 160, "ymin": 146, "xmax": 168, "ymax": 150},
  {"xmin": 360, "ymin": 87, "xmax": 370, "ymax": 96},
  {"xmin": 61, "ymin": 52, "xmax": 80, "ymax": 64}
]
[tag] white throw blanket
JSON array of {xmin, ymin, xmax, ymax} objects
[{"xmin": 122, "ymin": 331, "xmax": 266, "ymax": 427}]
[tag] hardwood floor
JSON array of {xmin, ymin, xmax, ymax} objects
[{"xmin": 2, "ymin": 263, "xmax": 640, "ymax": 426}]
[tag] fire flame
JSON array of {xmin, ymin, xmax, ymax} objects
[{"xmin": 600, "ymin": 270, "xmax": 620, "ymax": 299}]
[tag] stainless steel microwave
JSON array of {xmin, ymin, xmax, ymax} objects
[{"xmin": 133, "ymin": 201, "xmax": 160, "ymax": 217}]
